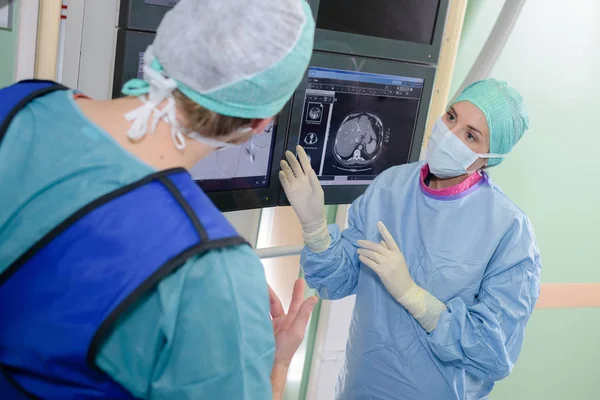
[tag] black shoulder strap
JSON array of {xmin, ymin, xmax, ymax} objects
[
  {"xmin": 0, "ymin": 80, "xmax": 69, "ymax": 146},
  {"xmin": 0, "ymin": 366, "xmax": 37, "ymax": 399}
]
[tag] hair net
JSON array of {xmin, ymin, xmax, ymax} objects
[
  {"xmin": 452, "ymin": 79, "xmax": 529, "ymax": 167},
  {"xmin": 123, "ymin": 0, "xmax": 315, "ymax": 120}
]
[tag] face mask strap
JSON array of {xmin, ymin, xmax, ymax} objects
[
  {"xmin": 188, "ymin": 126, "xmax": 253, "ymax": 150},
  {"xmin": 436, "ymin": 119, "xmax": 507, "ymax": 161},
  {"xmin": 478, "ymin": 153, "xmax": 507, "ymax": 159},
  {"xmin": 124, "ymin": 60, "xmax": 183, "ymax": 148},
  {"xmin": 188, "ymin": 132, "xmax": 233, "ymax": 150}
]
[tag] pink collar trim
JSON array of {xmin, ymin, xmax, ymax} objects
[{"xmin": 420, "ymin": 164, "xmax": 483, "ymax": 197}]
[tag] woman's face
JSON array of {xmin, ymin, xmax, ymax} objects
[{"xmin": 442, "ymin": 101, "xmax": 491, "ymax": 171}]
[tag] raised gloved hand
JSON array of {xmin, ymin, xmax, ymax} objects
[
  {"xmin": 279, "ymin": 146, "xmax": 330, "ymax": 253},
  {"xmin": 357, "ymin": 222, "xmax": 447, "ymax": 332}
]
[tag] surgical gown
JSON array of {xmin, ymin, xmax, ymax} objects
[
  {"xmin": 301, "ymin": 162, "xmax": 541, "ymax": 400},
  {"xmin": 0, "ymin": 90, "xmax": 275, "ymax": 399}
]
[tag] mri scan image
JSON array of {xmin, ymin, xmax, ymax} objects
[{"xmin": 332, "ymin": 112, "xmax": 384, "ymax": 171}]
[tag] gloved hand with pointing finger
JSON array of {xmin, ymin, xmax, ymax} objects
[
  {"xmin": 279, "ymin": 146, "xmax": 331, "ymax": 253},
  {"xmin": 357, "ymin": 221, "xmax": 447, "ymax": 332}
]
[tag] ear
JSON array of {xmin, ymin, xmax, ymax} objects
[{"xmin": 250, "ymin": 117, "xmax": 274, "ymax": 134}]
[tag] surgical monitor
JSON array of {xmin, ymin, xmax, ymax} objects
[
  {"xmin": 308, "ymin": 0, "xmax": 449, "ymax": 64},
  {"xmin": 118, "ymin": 0, "xmax": 179, "ymax": 32},
  {"xmin": 279, "ymin": 51, "xmax": 435, "ymax": 206}
]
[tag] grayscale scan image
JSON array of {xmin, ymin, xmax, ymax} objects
[{"xmin": 333, "ymin": 112, "xmax": 384, "ymax": 171}]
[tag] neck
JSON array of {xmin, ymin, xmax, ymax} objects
[
  {"xmin": 75, "ymin": 96, "xmax": 213, "ymax": 170},
  {"xmin": 428, "ymin": 173, "xmax": 472, "ymax": 190}
]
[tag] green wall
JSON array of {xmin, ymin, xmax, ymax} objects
[
  {"xmin": 0, "ymin": 0, "xmax": 19, "ymax": 87},
  {"xmin": 451, "ymin": 1, "xmax": 600, "ymax": 398}
]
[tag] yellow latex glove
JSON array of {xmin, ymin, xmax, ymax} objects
[
  {"xmin": 279, "ymin": 146, "xmax": 330, "ymax": 253},
  {"xmin": 358, "ymin": 222, "xmax": 447, "ymax": 332}
]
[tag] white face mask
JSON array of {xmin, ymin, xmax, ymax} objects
[
  {"xmin": 426, "ymin": 118, "xmax": 505, "ymax": 179},
  {"xmin": 188, "ymin": 127, "xmax": 252, "ymax": 151},
  {"xmin": 191, "ymin": 127, "xmax": 257, "ymax": 164}
]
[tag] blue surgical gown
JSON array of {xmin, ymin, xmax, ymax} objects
[
  {"xmin": 0, "ymin": 90, "xmax": 274, "ymax": 399},
  {"xmin": 301, "ymin": 163, "xmax": 541, "ymax": 400}
]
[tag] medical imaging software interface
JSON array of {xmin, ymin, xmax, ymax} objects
[
  {"xmin": 298, "ymin": 67, "xmax": 424, "ymax": 186},
  {"xmin": 190, "ymin": 122, "xmax": 277, "ymax": 192}
]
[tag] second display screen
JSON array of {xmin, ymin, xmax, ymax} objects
[{"xmin": 297, "ymin": 67, "xmax": 424, "ymax": 186}]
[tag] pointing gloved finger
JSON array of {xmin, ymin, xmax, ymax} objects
[
  {"xmin": 357, "ymin": 240, "xmax": 386, "ymax": 254},
  {"xmin": 377, "ymin": 221, "xmax": 400, "ymax": 252},
  {"xmin": 285, "ymin": 150, "xmax": 305, "ymax": 178},
  {"xmin": 296, "ymin": 146, "xmax": 313, "ymax": 174},
  {"xmin": 357, "ymin": 248, "xmax": 381, "ymax": 264},
  {"xmin": 279, "ymin": 171, "xmax": 291, "ymax": 192},
  {"xmin": 359, "ymin": 255, "xmax": 382, "ymax": 273},
  {"xmin": 280, "ymin": 159, "xmax": 295, "ymax": 180},
  {"xmin": 308, "ymin": 170, "xmax": 322, "ymax": 193}
]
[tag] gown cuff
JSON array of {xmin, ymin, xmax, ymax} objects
[{"xmin": 302, "ymin": 219, "xmax": 331, "ymax": 253}]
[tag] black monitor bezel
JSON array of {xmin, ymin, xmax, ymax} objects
[
  {"xmin": 112, "ymin": 29, "xmax": 156, "ymax": 98},
  {"xmin": 277, "ymin": 51, "xmax": 436, "ymax": 206},
  {"xmin": 118, "ymin": 0, "xmax": 175, "ymax": 33},
  {"xmin": 113, "ymin": 29, "xmax": 286, "ymax": 212},
  {"xmin": 308, "ymin": 0, "xmax": 450, "ymax": 65}
]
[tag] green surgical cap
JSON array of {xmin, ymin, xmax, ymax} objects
[
  {"xmin": 122, "ymin": 0, "xmax": 315, "ymax": 119},
  {"xmin": 452, "ymin": 79, "xmax": 529, "ymax": 167}
]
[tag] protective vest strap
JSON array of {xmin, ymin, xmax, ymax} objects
[{"xmin": 0, "ymin": 80, "xmax": 68, "ymax": 146}]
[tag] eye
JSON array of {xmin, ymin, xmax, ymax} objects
[
  {"xmin": 467, "ymin": 132, "xmax": 477, "ymax": 143},
  {"xmin": 446, "ymin": 111, "xmax": 456, "ymax": 122}
]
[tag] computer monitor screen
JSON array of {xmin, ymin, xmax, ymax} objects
[
  {"xmin": 298, "ymin": 67, "xmax": 424, "ymax": 187},
  {"xmin": 112, "ymin": 30, "xmax": 155, "ymax": 98},
  {"xmin": 190, "ymin": 122, "xmax": 277, "ymax": 192},
  {"xmin": 118, "ymin": 0, "xmax": 178, "ymax": 32},
  {"xmin": 316, "ymin": 0, "xmax": 441, "ymax": 45},
  {"xmin": 278, "ymin": 52, "xmax": 434, "ymax": 206}
]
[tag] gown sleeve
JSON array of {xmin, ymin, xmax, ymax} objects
[
  {"xmin": 427, "ymin": 216, "xmax": 542, "ymax": 381},
  {"xmin": 300, "ymin": 168, "xmax": 394, "ymax": 300}
]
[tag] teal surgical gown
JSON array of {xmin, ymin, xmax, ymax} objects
[
  {"xmin": 0, "ymin": 91, "xmax": 274, "ymax": 399},
  {"xmin": 301, "ymin": 163, "xmax": 541, "ymax": 400}
]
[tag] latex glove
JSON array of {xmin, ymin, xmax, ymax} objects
[
  {"xmin": 279, "ymin": 146, "xmax": 330, "ymax": 252},
  {"xmin": 357, "ymin": 222, "xmax": 447, "ymax": 332}
]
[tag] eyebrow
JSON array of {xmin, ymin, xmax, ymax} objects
[{"xmin": 468, "ymin": 124, "xmax": 483, "ymax": 137}]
